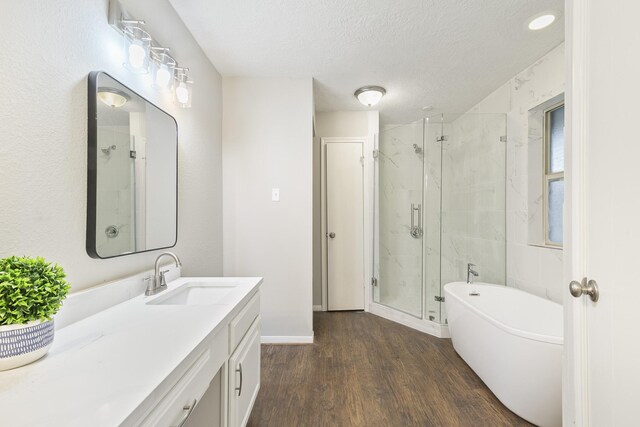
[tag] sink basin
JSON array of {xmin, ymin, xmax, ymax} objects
[{"xmin": 147, "ymin": 282, "xmax": 237, "ymax": 306}]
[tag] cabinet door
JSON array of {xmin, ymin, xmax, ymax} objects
[
  {"xmin": 228, "ymin": 320, "xmax": 261, "ymax": 427},
  {"xmin": 183, "ymin": 368, "xmax": 223, "ymax": 427}
]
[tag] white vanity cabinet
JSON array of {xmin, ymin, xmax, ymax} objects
[
  {"xmin": 138, "ymin": 291, "xmax": 261, "ymax": 427},
  {"xmin": 228, "ymin": 321, "xmax": 261, "ymax": 427},
  {"xmin": 139, "ymin": 344, "xmax": 226, "ymax": 427},
  {"xmin": 228, "ymin": 293, "xmax": 261, "ymax": 427},
  {"xmin": 0, "ymin": 277, "xmax": 262, "ymax": 427}
]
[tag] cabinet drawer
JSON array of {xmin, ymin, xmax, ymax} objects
[
  {"xmin": 139, "ymin": 349, "xmax": 214, "ymax": 427},
  {"xmin": 229, "ymin": 292, "xmax": 260, "ymax": 351}
]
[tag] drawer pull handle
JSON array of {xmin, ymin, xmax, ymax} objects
[
  {"xmin": 235, "ymin": 363, "xmax": 243, "ymax": 396},
  {"xmin": 171, "ymin": 399, "xmax": 197, "ymax": 427}
]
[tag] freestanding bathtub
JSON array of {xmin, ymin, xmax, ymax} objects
[{"xmin": 444, "ymin": 282, "xmax": 562, "ymax": 427}]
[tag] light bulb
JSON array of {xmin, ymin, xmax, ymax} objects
[
  {"xmin": 128, "ymin": 41, "xmax": 146, "ymax": 69},
  {"xmin": 156, "ymin": 64, "xmax": 171, "ymax": 87},
  {"xmin": 176, "ymin": 82, "xmax": 189, "ymax": 104},
  {"xmin": 528, "ymin": 14, "xmax": 556, "ymax": 30},
  {"xmin": 357, "ymin": 91, "xmax": 382, "ymax": 106}
]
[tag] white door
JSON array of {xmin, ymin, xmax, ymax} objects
[
  {"xmin": 326, "ymin": 142, "xmax": 365, "ymax": 311},
  {"xmin": 566, "ymin": 1, "xmax": 640, "ymax": 424}
]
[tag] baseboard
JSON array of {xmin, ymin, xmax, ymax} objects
[
  {"xmin": 369, "ymin": 302, "xmax": 450, "ymax": 339},
  {"xmin": 261, "ymin": 335, "xmax": 314, "ymax": 344},
  {"xmin": 312, "ymin": 305, "xmax": 323, "ymax": 312}
]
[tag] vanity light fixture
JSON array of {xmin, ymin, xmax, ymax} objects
[
  {"xmin": 97, "ymin": 87, "xmax": 130, "ymax": 108},
  {"xmin": 174, "ymin": 68, "xmax": 193, "ymax": 108},
  {"xmin": 354, "ymin": 86, "xmax": 386, "ymax": 107},
  {"xmin": 528, "ymin": 13, "xmax": 556, "ymax": 30},
  {"xmin": 108, "ymin": 0, "xmax": 194, "ymax": 107}
]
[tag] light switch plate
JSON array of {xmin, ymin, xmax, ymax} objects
[{"xmin": 272, "ymin": 188, "xmax": 280, "ymax": 202}]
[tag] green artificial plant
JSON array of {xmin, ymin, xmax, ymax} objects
[{"xmin": 0, "ymin": 256, "xmax": 70, "ymax": 326}]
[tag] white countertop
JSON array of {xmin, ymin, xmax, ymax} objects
[{"xmin": 0, "ymin": 276, "xmax": 262, "ymax": 427}]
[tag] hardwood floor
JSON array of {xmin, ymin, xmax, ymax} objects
[{"xmin": 247, "ymin": 311, "xmax": 533, "ymax": 427}]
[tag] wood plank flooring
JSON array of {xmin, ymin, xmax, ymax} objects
[{"xmin": 247, "ymin": 311, "xmax": 533, "ymax": 427}]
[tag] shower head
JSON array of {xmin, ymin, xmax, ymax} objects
[{"xmin": 101, "ymin": 145, "xmax": 117, "ymax": 155}]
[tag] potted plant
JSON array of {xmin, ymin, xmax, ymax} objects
[{"xmin": 0, "ymin": 256, "xmax": 70, "ymax": 371}]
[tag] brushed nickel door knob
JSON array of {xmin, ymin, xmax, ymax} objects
[{"xmin": 569, "ymin": 277, "xmax": 600, "ymax": 302}]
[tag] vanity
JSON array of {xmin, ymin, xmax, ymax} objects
[
  {"xmin": 0, "ymin": 274, "xmax": 262, "ymax": 427},
  {"xmin": 0, "ymin": 71, "xmax": 264, "ymax": 425}
]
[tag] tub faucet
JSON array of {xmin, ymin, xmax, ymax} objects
[
  {"xmin": 467, "ymin": 263, "xmax": 479, "ymax": 285},
  {"xmin": 467, "ymin": 263, "xmax": 480, "ymax": 296},
  {"xmin": 145, "ymin": 252, "xmax": 182, "ymax": 296}
]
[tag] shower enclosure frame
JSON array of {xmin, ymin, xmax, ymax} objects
[{"xmin": 369, "ymin": 113, "xmax": 507, "ymax": 338}]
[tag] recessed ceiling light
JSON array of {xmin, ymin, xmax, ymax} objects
[
  {"xmin": 354, "ymin": 86, "xmax": 386, "ymax": 107},
  {"xmin": 528, "ymin": 14, "xmax": 556, "ymax": 30}
]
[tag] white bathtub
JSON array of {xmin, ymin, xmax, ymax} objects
[{"xmin": 444, "ymin": 282, "xmax": 562, "ymax": 427}]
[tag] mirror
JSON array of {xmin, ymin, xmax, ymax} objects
[{"xmin": 87, "ymin": 71, "xmax": 178, "ymax": 259}]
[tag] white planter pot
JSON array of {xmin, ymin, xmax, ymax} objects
[{"xmin": 0, "ymin": 319, "xmax": 55, "ymax": 371}]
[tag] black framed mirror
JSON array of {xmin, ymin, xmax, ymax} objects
[{"xmin": 87, "ymin": 71, "xmax": 178, "ymax": 259}]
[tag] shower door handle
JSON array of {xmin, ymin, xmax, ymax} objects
[
  {"xmin": 410, "ymin": 203, "xmax": 423, "ymax": 238},
  {"xmin": 411, "ymin": 203, "xmax": 415, "ymax": 230}
]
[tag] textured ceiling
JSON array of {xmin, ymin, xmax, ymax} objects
[{"xmin": 168, "ymin": 0, "xmax": 564, "ymax": 124}]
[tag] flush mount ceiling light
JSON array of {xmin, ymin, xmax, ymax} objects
[
  {"xmin": 97, "ymin": 87, "xmax": 130, "ymax": 108},
  {"xmin": 528, "ymin": 13, "xmax": 556, "ymax": 30},
  {"xmin": 354, "ymin": 86, "xmax": 386, "ymax": 107}
]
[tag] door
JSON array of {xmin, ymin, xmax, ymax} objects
[
  {"xmin": 229, "ymin": 321, "xmax": 261, "ymax": 427},
  {"xmin": 566, "ymin": 0, "xmax": 640, "ymax": 424},
  {"xmin": 326, "ymin": 142, "xmax": 365, "ymax": 311},
  {"xmin": 372, "ymin": 122, "xmax": 424, "ymax": 317}
]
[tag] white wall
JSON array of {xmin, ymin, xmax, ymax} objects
[
  {"xmin": 468, "ymin": 43, "xmax": 565, "ymax": 303},
  {"xmin": 223, "ymin": 77, "xmax": 314, "ymax": 342},
  {"xmin": 0, "ymin": 0, "xmax": 223, "ymax": 291},
  {"xmin": 313, "ymin": 111, "xmax": 378, "ymax": 308}
]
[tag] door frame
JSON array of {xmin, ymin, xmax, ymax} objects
[
  {"xmin": 320, "ymin": 137, "xmax": 372, "ymax": 312},
  {"xmin": 564, "ymin": 0, "xmax": 589, "ymax": 424}
]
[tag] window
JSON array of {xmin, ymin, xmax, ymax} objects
[{"xmin": 544, "ymin": 103, "xmax": 564, "ymax": 246}]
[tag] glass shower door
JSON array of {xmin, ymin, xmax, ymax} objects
[
  {"xmin": 373, "ymin": 122, "xmax": 424, "ymax": 317},
  {"xmin": 438, "ymin": 113, "xmax": 507, "ymax": 322}
]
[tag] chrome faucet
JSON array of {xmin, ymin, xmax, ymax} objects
[
  {"xmin": 467, "ymin": 263, "xmax": 479, "ymax": 285},
  {"xmin": 145, "ymin": 252, "xmax": 182, "ymax": 296}
]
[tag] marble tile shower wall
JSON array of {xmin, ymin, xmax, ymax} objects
[
  {"xmin": 468, "ymin": 43, "xmax": 565, "ymax": 303},
  {"xmin": 508, "ymin": 48, "xmax": 565, "ymax": 303},
  {"xmin": 440, "ymin": 115, "xmax": 507, "ymax": 314}
]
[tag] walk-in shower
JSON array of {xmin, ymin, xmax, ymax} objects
[{"xmin": 372, "ymin": 113, "xmax": 506, "ymax": 326}]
